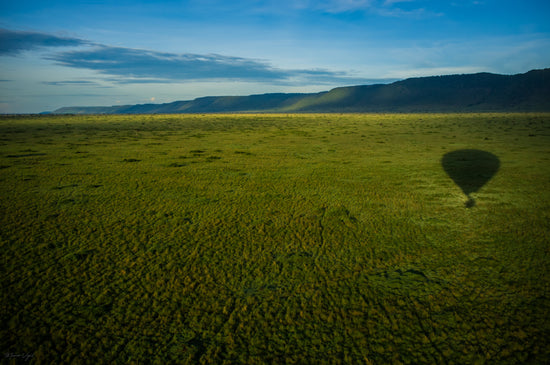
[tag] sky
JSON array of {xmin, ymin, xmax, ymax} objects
[{"xmin": 1, "ymin": 0, "xmax": 549, "ymax": 113}]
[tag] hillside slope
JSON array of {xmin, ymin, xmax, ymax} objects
[
  {"xmin": 53, "ymin": 68, "xmax": 550, "ymax": 114},
  {"xmin": 288, "ymin": 69, "xmax": 550, "ymax": 112}
]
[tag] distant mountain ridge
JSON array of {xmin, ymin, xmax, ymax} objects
[{"xmin": 53, "ymin": 68, "xmax": 550, "ymax": 114}]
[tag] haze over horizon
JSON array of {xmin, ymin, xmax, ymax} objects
[{"xmin": 1, "ymin": 0, "xmax": 549, "ymax": 113}]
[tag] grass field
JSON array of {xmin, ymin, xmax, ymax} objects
[{"xmin": 1, "ymin": 113, "xmax": 549, "ymax": 364}]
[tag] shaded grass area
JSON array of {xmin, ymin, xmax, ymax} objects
[{"xmin": 1, "ymin": 113, "xmax": 549, "ymax": 363}]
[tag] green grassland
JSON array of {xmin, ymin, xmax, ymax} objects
[{"xmin": 1, "ymin": 113, "xmax": 549, "ymax": 364}]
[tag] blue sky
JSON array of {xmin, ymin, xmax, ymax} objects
[{"xmin": 1, "ymin": 0, "xmax": 549, "ymax": 113}]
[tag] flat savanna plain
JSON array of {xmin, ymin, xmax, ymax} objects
[{"xmin": 1, "ymin": 113, "xmax": 549, "ymax": 364}]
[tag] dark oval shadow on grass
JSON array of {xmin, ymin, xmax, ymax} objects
[{"xmin": 441, "ymin": 149, "xmax": 500, "ymax": 208}]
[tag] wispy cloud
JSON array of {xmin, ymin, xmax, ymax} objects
[
  {"xmin": 45, "ymin": 44, "xmax": 375, "ymax": 85},
  {"xmin": 282, "ymin": 0, "xmax": 432, "ymax": 16},
  {"xmin": 46, "ymin": 46, "xmax": 287, "ymax": 82},
  {"xmin": 245, "ymin": 0, "xmax": 428, "ymax": 16},
  {"xmin": 42, "ymin": 80, "xmax": 100, "ymax": 86},
  {"xmin": 376, "ymin": 7, "xmax": 434, "ymax": 18},
  {"xmin": 0, "ymin": 28, "xmax": 88, "ymax": 56},
  {"xmin": 1, "ymin": 28, "xmax": 391, "ymax": 89},
  {"xmin": 40, "ymin": 80, "xmax": 115, "ymax": 89},
  {"xmin": 386, "ymin": 66, "xmax": 486, "ymax": 79},
  {"xmin": 383, "ymin": 0, "xmax": 414, "ymax": 5},
  {"xmin": 313, "ymin": 0, "xmax": 373, "ymax": 13},
  {"xmin": 0, "ymin": 28, "xmax": 379, "ymax": 86}
]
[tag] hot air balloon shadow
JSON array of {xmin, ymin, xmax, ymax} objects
[{"xmin": 441, "ymin": 149, "xmax": 500, "ymax": 208}]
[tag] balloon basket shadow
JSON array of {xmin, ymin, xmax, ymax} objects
[{"xmin": 465, "ymin": 196, "xmax": 476, "ymax": 208}]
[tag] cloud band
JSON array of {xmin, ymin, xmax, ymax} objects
[
  {"xmin": 2, "ymin": 28, "xmax": 380, "ymax": 85},
  {"xmin": 0, "ymin": 28, "xmax": 88, "ymax": 55}
]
